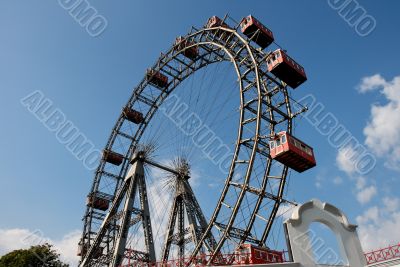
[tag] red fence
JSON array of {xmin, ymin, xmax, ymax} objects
[
  {"xmin": 121, "ymin": 251, "xmax": 287, "ymax": 267},
  {"xmin": 365, "ymin": 243, "xmax": 400, "ymax": 265},
  {"xmin": 120, "ymin": 243, "xmax": 400, "ymax": 266}
]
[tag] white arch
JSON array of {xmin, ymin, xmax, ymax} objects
[{"xmin": 284, "ymin": 199, "xmax": 366, "ymax": 267}]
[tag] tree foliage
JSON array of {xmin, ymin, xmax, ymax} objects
[{"xmin": 0, "ymin": 243, "xmax": 69, "ymax": 267}]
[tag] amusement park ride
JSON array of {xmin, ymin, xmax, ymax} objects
[{"xmin": 78, "ymin": 14, "xmax": 318, "ymax": 266}]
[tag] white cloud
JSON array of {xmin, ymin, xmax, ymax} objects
[
  {"xmin": 0, "ymin": 228, "xmax": 38, "ymax": 254},
  {"xmin": 356, "ymin": 185, "xmax": 377, "ymax": 205},
  {"xmin": 357, "ymin": 197, "xmax": 400, "ymax": 251},
  {"xmin": 357, "ymin": 74, "xmax": 387, "ymax": 93},
  {"xmin": 355, "ymin": 176, "xmax": 366, "ymax": 190},
  {"xmin": 359, "ymin": 74, "xmax": 400, "ymax": 170},
  {"xmin": 333, "ymin": 176, "xmax": 343, "ymax": 185},
  {"xmin": 336, "ymin": 145, "xmax": 376, "ymax": 205},
  {"xmin": 207, "ymin": 183, "xmax": 219, "ymax": 188},
  {"xmin": 356, "ymin": 206, "xmax": 380, "ymax": 225},
  {"xmin": 382, "ymin": 197, "xmax": 399, "ymax": 213},
  {"xmin": 53, "ymin": 231, "xmax": 81, "ymax": 266},
  {"xmin": 315, "ymin": 175, "xmax": 323, "ymax": 188},
  {"xmin": 0, "ymin": 228, "xmax": 80, "ymax": 266},
  {"xmin": 336, "ymin": 146, "xmax": 357, "ymax": 175}
]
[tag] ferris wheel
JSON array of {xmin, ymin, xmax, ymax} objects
[{"xmin": 78, "ymin": 14, "xmax": 316, "ymax": 267}]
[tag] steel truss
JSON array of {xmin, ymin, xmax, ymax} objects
[
  {"xmin": 160, "ymin": 161, "xmax": 216, "ymax": 266},
  {"xmin": 81, "ymin": 152, "xmax": 156, "ymax": 266},
  {"xmin": 79, "ymin": 15, "xmax": 305, "ymax": 266}
]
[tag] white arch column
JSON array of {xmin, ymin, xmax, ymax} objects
[{"xmin": 284, "ymin": 199, "xmax": 367, "ymax": 267}]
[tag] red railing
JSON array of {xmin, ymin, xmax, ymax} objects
[
  {"xmin": 120, "ymin": 253, "xmax": 249, "ymax": 267},
  {"xmin": 121, "ymin": 250, "xmax": 287, "ymax": 267},
  {"xmin": 365, "ymin": 243, "xmax": 400, "ymax": 265},
  {"xmin": 119, "ymin": 242, "xmax": 400, "ymax": 266}
]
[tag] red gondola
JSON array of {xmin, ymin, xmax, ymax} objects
[
  {"xmin": 266, "ymin": 49, "xmax": 307, "ymax": 89},
  {"xmin": 207, "ymin": 16, "xmax": 228, "ymax": 28},
  {"xmin": 86, "ymin": 194, "xmax": 109, "ymax": 211},
  {"xmin": 175, "ymin": 36, "xmax": 198, "ymax": 60},
  {"xmin": 146, "ymin": 69, "xmax": 168, "ymax": 88},
  {"xmin": 123, "ymin": 107, "xmax": 144, "ymax": 124},
  {"xmin": 103, "ymin": 150, "xmax": 124, "ymax": 166},
  {"xmin": 269, "ymin": 131, "xmax": 316, "ymax": 173},
  {"xmin": 240, "ymin": 15, "xmax": 274, "ymax": 49},
  {"xmin": 206, "ymin": 16, "xmax": 231, "ymax": 42},
  {"xmin": 235, "ymin": 244, "xmax": 284, "ymax": 265}
]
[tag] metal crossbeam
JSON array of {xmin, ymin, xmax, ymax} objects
[
  {"xmin": 214, "ymin": 222, "xmax": 261, "ymax": 244},
  {"xmin": 229, "ymin": 181, "xmax": 297, "ymax": 206}
]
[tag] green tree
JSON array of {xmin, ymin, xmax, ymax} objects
[{"xmin": 0, "ymin": 243, "xmax": 69, "ymax": 267}]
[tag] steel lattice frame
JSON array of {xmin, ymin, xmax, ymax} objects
[
  {"xmin": 80, "ymin": 16, "xmax": 298, "ymax": 266},
  {"xmin": 161, "ymin": 171, "xmax": 215, "ymax": 265}
]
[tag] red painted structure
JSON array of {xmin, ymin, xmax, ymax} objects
[
  {"xmin": 120, "ymin": 244, "xmax": 285, "ymax": 266},
  {"xmin": 207, "ymin": 16, "xmax": 228, "ymax": 28},
  {"xmin": 86, "ymin": 194, "xmax": 109, "ymax": 211},
  {"xmin": 364, "ymin": 243, "xmax": 400, "ymax": 265},
  {"xmin": 206, "ymin": 16, "xmax": 231, "ymax": 42},
  {"xmin": 269, "ymin": 131, "xmax": 316, "ymax": 173},
  {"xmin": 240, "ymin": 15, "xmax": 274, "ymax": 49},
  {"xmin": 146, "ymin": 69, "xmax": 169, "ymax": 88},
  {"xmin": 103, "ymin": 150, "xmax": 124, "ymax": 166},
  {"xmin": 267, "ymin": 49, "xmax": 307, "ymax": 89},
  {"xmin": 118, "ymin": 242, "xmax": 400, "ymax": 266},
  {"xmin": 175, "ymin": 36, "xmax": 199, "ymax": 60},
  {"xmin": 123, "ymin": 107, "xmax": 144, "ymax": 124},
  {"xmin": 234, "ymin": 244, "xmax": 284, "ymax": 265}
]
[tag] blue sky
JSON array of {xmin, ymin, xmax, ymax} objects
[{"xmin": 1, "ymin": 0, "xmax": 400, "ymax": 265}]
